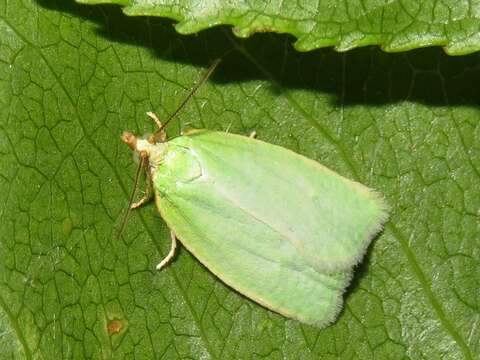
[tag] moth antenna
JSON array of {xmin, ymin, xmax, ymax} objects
[
  {"xmin": 117, "ymin": 155, "xmax": 146, "ymax": 240},
  {"xmin": 153, "ymin": 59, "xmax": 221, "ymax": 141}
]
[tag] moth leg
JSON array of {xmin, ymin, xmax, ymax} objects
[
  {"xmin": 146, "ymin": 111, "xmax": 162, "ymax": 128},
  {"xmin": 146, "ymin": 111, "xmax": 167, "ymax": 142},
  {"xmin": 131, "ymin": 166, "xmax": 153, "ymax": 209},
  {"xmin": 156, "ymin": 230, "xmax": 178, "ymax": 270},
  {"xmin": 249, "ymin": 131, "xmax": 257, "ymax": 139}
]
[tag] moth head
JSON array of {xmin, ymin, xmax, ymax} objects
[
  {"xmin": 122, "ymin": 131, "xmax": 169, "ymax": 170},
  {"xmin": 121, "ymin": 131, "xmax": 156, "ymax": 157},
  {"xmin": 121, "ymin": 131, "xmax": 138, "ymax": 151}
]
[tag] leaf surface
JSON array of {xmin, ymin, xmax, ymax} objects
[{"xmin": 0, "ymin": 1, "xmax": 478, "ymax": 359}]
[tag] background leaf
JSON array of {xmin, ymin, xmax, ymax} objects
[
  {"xmin": 0, "ymin": 0, "xmax": 479, "ymax": 359},
  {"xmin": 75, "ymin": 0, "xmax": 480, "ymax": 55}
]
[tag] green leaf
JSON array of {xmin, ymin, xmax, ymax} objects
[
  {"xmin": 0, "ymin": 1, "xmax": 478, "ymax": 359},
  {"xmin": 74, "ymin": 0, "xmax": 480, "ymax": 55}
]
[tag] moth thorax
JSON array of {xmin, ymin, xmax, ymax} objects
[{"xmin": 136, "ymin": 140, "xmax": 168, "ymax": 170}]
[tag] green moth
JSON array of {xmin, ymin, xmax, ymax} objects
[{"xmin": 121, "ymin": 63, "xmax": 388, "ymax": 327}]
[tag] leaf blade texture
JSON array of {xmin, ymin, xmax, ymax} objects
[{"xmin": 0, "ymin": 1, "xmax": 478, "ymax": 359}]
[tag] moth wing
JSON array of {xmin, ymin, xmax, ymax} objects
[
  {"xmin": 157, "ymin": 186, "xmax": 350, "ymax": 327},
  {"xmin": 153, "ymin": 130, "xmax": 387, "ymax": 325},
  {"xmin": 172, "ymin": 131, "xmax": 388, "ymax": 273}
]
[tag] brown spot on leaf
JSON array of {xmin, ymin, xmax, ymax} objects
[{"xmin": 107, "ymin": 319, "xmax": 124, "ymax": 336}]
